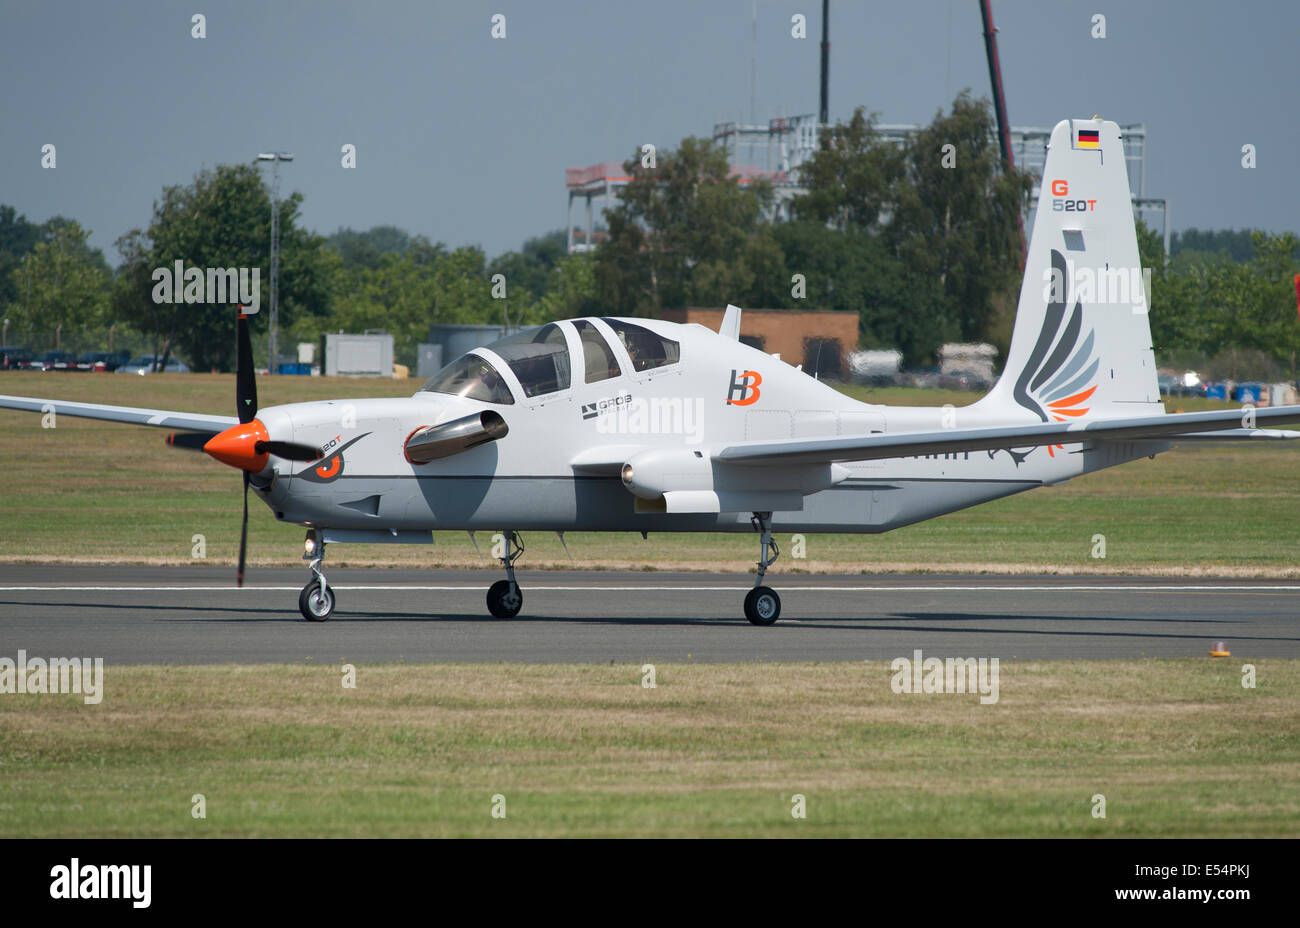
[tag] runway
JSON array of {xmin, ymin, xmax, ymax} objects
[{"xmin": 1, "ymin": 565, "xmax": 1297, "ymax": 663}]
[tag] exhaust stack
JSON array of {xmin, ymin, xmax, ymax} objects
[{"xmin": 404, "ymin": 411, "xmax": 509, "ymax": 463}]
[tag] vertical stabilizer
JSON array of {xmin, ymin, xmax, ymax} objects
[{"xmin": 982, "ymin": 119, "xmax": 1160, "ymax": 422}]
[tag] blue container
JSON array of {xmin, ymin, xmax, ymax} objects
[
  {"xmin": 1235, "ymin": 383, "xmax": 1261, "ymax": 403},
  {"xmin": 1204, "ymin": 384, "xmax": 1227, "ymax": 400},
  {"xmin": 276, "ymin": 363, "xmax": 310, "ymax": 376}
]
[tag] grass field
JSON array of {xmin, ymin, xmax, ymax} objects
[
  {"xmin": 1, "ymin": 660, "xmax": 1295, "ymax": 837},
  {"xmin": 2, "ymin": 371, "xmax": 1298, "ymax": 574}
]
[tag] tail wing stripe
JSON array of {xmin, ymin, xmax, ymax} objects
[
  {"xmin": 1047, "ymin": 384, "xmax": 1098, "ymax": 410},
  {"xmin": 1029, "ymin": 300, "xmax": 1083, "ymax": 392},
  {"xmin": 1011, "ymin": 249, "xmax": 1070, "ymax": 420},
  {"xmin": 1039, "ymin": 329, "xmax": 1095, "ymax": 398},
  {"xmin": 1043, "ymin": 358, "xmax": 1100, "ymax": 405}
]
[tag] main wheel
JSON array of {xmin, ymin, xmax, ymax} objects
[
  {"xmin": 486, "ymin": 579, "xmax": 523, "ymax": 618},
  {"xmin": 299, "ymin": 580, "xmax": 335, "ymax": 622},
  {"xmin": 744, "ymin": 586, "xmax": 781, "ymax": 625}
]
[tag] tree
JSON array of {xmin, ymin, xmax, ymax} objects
[
  {"xmin": 326, "ymin": 240, "xmax": 503, "ymax": 366},
  {"xmin": 774, "ymin": 220, "xmax": 949, "ymax": 361},
  {"xmin": 0, "ymin": 206, "xmax": 48, "ymax": 313},
  {"xmin": 327, "ymin": 225, "xmax": 412, "ymax": 270},
  {"xmin": 594, "ymin": 137, "xmax": 787, "ymax": 314},
  {"xmin": 112, "ymin": 164, "xmax": 331, "ymax": 371},
  {"xmin": 534, "ymin": 254, "xmax": 599, "ymax": 322},
  {"xmin": 488, "ymin": 230, "xmax": 569, "ymax": 303},
  {"xmin": 1171, "ymin": 228, "xmax": 1258, "ymax": 263},
  {"xmin": 794, "ymin": 108, "xmax": 904, "ymax": 231},
  {"xmin": 7, "ymin": 220, "xmax": 111, "ymax": 348},
  {"xmin": 1240, "ymin": 231, "xmax": 1300, "ymax": 377},
  {"xmin": 887, "ymin": 92, "xmax": 1032, "ymax": 343}
]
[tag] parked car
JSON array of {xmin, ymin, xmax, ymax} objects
[
  {"xmin": 115, "ymin": 355, "xmax": 191, "ymax": 374},
  {"xmin": 76, "ymin": 350, "xmax": 131, "ymax": 372},
  {"xmin": 27, "ymin": 349, "xmax": 78, "ymax": 371},
  {"xmin": 0, "ymin": 347, "xmax": 33, "ymax": 370},
  {"xmin": 937, "ymin": 369, "xmax": 993, "ymax": 392}
]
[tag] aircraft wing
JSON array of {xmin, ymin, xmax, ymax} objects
[
  {"xmin": 0, "ymin": 394, "xmax": 237, "ymax": 433},
  {"xmin": 713, "ymin": 405, "xmax": 1300, "ymax": 467}
]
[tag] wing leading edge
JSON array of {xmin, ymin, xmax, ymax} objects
[
  {"xmin": 0, "ymin": 394, "xmax": 238, "ymax": 433},
  {"xmin": 713, "ymin": 406, "xmax": 1300, "ymax": 467}
]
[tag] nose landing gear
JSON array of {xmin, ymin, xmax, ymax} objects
[{"xmin": 298, "ymin": 531, "xmax": 335, "ymax": 621}]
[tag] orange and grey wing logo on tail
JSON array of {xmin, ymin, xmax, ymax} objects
[{"xmin": 1012, "ymin": 249, "xmax": 1099, "ymax": 455}]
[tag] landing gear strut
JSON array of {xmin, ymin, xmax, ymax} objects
[
  {"xmin": 487, "ymin": 530, "xmax": 524, "ymax": 618},
  {"xmin": 744, "ymin": 512, "xmax": 781, "ymax": 625},
  {"xmin": 298, "ymin": 530, "xmax": 335, "ymax": 621}
]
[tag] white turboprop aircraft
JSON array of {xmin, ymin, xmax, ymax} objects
[{"xmin": 4, "ymin": 118, "xmax": 1299, "ymax": 625}]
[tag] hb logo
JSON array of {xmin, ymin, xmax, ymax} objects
[{"xmin": 727, "ymin": 369, "xmax": 762, "ymax": 406}]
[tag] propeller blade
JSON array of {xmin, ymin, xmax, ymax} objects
[
  {"xmin": 165, "ymin": 431, "xmax": 219, "ymax": 451},
  {"xmin": 254, "ymin": 440, "xmax": 322, "ymax": 462},
  {"xmin": 237, "ymin": 471, "xmax": 249, "ymax": 588},
  {"xmin": 236, "ymin": 309, "xmax": 257, "ymax": 424}
]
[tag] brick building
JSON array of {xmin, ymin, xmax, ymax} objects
[{"xmin": 657, "ymin": 308, "xmax": 859, "ymax": 380}]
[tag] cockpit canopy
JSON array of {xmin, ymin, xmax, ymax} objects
[
  {"xmin": 419, "ymin": 353, "xmax": 515, "ymax": 405},
  {"xmin": 420, "ymin": 318, "xmax": 679, "ymax": 405},
  {"xmin": 487, "ymin": 324, "xmax": 571, "ymax": 397}
]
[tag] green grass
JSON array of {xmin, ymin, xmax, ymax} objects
[
  {"xmin": 1, "ymin": 661, "xmax": 1295, "ymax": 837},
  {"xmin": 1, "ymin": 371, "xmax": 1297, "ymax": 574}
]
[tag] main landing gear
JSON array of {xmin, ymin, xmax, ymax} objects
[
  {"xmin": 298, "ymin": 531, "xmax": 335, "ymax": 621},
  {"xmin": 486, "ymin": 530, "xmax": 524, "ymax": 618},
  {"xmin": 745, "ymin": 512, "xmax": 781, "ymax": 626}
]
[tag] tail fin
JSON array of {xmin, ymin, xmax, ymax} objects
[{"xmin": 982, "ymin": 118, "xmax": 1160, "ymax": 422}]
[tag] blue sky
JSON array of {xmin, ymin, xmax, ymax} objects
[{"xmin": 2, "ymin": 0, "xmax": 1295, "ymax": 262}]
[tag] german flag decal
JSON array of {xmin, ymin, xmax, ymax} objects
[{"xmin": 1077, "ymin": 128, "xmax": 1100, "ymax": 149}]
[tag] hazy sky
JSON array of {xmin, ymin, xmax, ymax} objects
[{"xmin": 2, "ymin": 0, "xmax": 1296, "ymax": 263}]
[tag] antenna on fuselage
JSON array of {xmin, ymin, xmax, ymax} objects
[{"xmin": 720, "ymin": 304, "xmax": 742, "ymax": 340}]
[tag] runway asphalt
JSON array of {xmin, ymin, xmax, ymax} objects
[{"xmin": 1, "ymin": 565, "xmax": 1297, "ymax": 662}]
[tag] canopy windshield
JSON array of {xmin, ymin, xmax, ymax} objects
[{"xmin": 420, "ymin": 353, "xmax": 514, "ymax": 405}]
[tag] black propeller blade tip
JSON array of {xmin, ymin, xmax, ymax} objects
[
  {"xmin": 236, "ymin": 309, "xmax": 258, "ymax": 424},
  {"xmin": 253, "ymin": 440, "xmax": 322, "ymax": 462}
]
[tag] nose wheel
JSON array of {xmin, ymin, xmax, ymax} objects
[
  {"xmin": 486, "ymin": 531, "xmax": 525, "ymax": 618},
  {"xmin": 299, "ymin": 578, "xmax": 335, "ymax": 621},
  {"xmin": 298, "ymin": 533, "xmax": 334, "ymax": 621}
]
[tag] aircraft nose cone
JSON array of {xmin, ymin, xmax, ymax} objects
[{"xmin": 204, "ymin": 419, "xmax": 270, "ymax": 472}]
